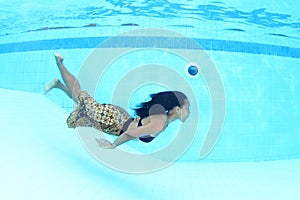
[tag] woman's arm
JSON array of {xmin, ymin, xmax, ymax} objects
[
  {"xmin": 96, "ymin": 115, "xmax": 167, "ymax": 148},
  {"xmin": 95, "ymin": 134, "xmax": 135, "ymax": 149},
  {"xmin": 112, "ymin": 115, "xmax": 166, "ymax": 146}
]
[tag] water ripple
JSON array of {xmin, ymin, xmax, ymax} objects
[{"xmin": 0, "ymin": 0, "xmax": 299, "ymax": 36}]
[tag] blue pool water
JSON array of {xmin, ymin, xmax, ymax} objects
[{"xmin": 1, "ymin": 0, "xmax": 300, "ymax": 199}]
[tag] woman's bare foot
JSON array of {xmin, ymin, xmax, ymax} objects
[
  {"xmin": 44, "ymin": 78, "xmax": 59, "ymax": 94},
  {"xmin": 54, "ymin": 52, "xmax": 64, "ymax": 64}
]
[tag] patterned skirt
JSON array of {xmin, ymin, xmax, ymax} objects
[{"xmin": 67, "ymin": 91, "xmax": 131, "ymax": 136}]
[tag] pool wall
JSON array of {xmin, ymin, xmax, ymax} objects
[{"xmin": 1, "ymin": 26, "xmax": 300, "ymax": 162}]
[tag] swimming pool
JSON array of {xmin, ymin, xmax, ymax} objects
[{"xmin": 1, "ymin": 0, "xmax": 300, "ymax": 199}]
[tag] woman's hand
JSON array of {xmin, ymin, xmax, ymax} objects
[{"xmin": 95, "ymin": 138, "xmax": 115, "ymax": 149}]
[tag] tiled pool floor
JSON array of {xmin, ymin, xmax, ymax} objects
[{"xmin": 1, "ymin": 89, "xmax": 299, "ymax": 200}]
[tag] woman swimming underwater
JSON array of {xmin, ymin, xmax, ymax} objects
[{"xmin": 45, "ymin": 52, "xmax": 190, "ymax": 149}]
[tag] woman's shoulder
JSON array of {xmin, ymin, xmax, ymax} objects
[{"xmin": 141, "ymin": 114, "xmax": 167, "ymax": 129}]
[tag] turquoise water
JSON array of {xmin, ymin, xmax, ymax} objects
[{"xmin": 0, "ymin": 0, "xmax": 300, "ymax": 199}]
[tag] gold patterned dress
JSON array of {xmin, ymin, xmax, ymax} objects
[{"xmin": 67, "ymin": 91, "xmax": 131, "ymax": 136}]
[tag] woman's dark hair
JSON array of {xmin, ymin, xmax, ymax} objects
[{"xmin": 134, "ymin": 91, "xmax": 188, "ymax": 119}]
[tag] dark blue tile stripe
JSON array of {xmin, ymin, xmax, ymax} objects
[{"xmin": 0, "ymin": 36, "xmax": 299, "ymax": 58}]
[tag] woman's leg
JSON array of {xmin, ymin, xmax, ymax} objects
[
  {"xmin": 44, "ymin": 78, "xmax": 73, "ymax": 99},
  {"xmin": 45, "ymin": 52, "xmax": 82, "ymax": 103}
]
